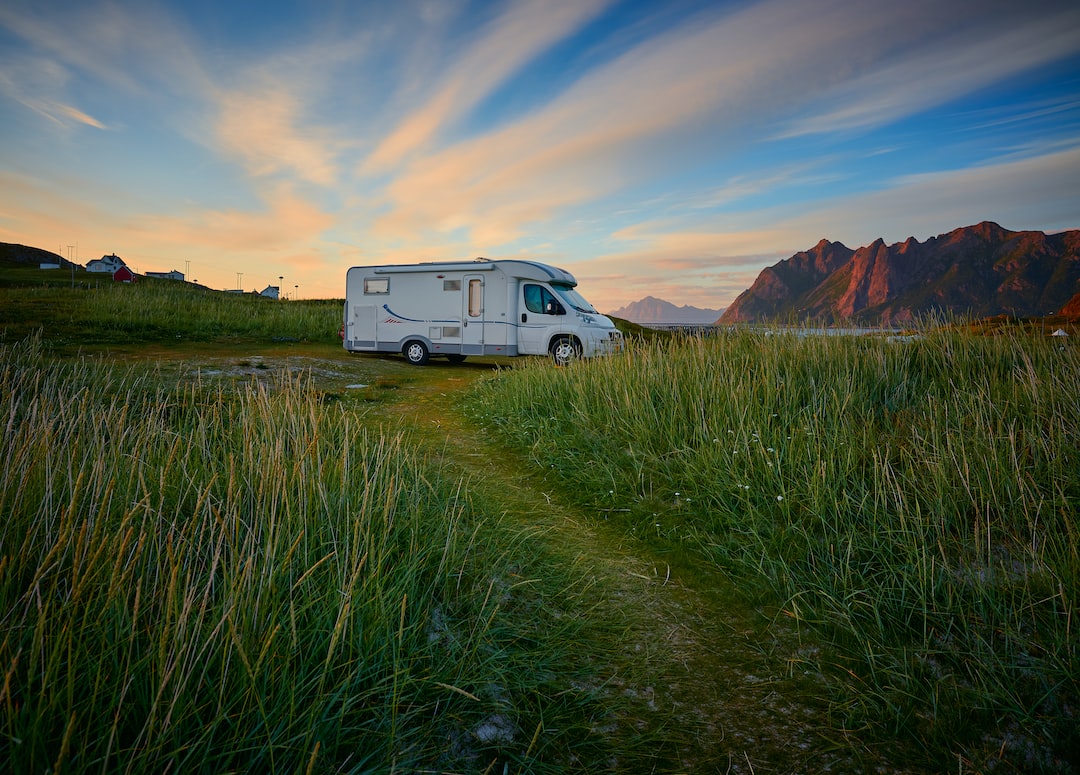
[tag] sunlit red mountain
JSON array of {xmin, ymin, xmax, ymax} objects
[{"xmin": 719, "ymin": 222, "xmax": 1080, "ymax": 325}]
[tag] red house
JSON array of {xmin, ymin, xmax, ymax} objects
[{"xmin": 113, "ymin": 266, "xmax": 136, "ymax": 283}]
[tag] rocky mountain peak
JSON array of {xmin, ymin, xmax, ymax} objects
[{"xmin": 720, "ymin": 223, "xmax": 1080, "ymax": 325}]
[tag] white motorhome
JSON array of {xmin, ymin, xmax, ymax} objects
[{"xmin": 343, "ymin": 259, "xmax": 622, "ymax": 365}]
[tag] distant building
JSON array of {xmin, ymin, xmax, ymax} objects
[
  {"xmin": 146, "ymin": 269, "xmax": 185, "ymax": 281},
  {"xmin": 86, "ymin": 253, "xmax": 127, "ymax": 273},
  {"xmin": 39, "ymin": 263, "xmax": 61, "ymax": 270},
  {"xmin": 259, "ymin": 285, "xmax": 280, "ymax": 299},
  {"xmin": 113, "ymin": 266, "xmax": 136, "ymax": 283}
]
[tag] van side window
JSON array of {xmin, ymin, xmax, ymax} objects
[
  {"xmin": 364, "ymin": 278, "xmax": 389, "ymax": 294},
  {"xmin": 524, "ymin": 284, "xmax": 543, "ymax": 313},
  {"xmin": 524, "ymin": 284, "xmax": 562, "ymax": 315}
]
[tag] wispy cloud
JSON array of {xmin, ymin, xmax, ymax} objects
[
  {"xmin": 4, "ymin": 92, "xmax": 107, "ymax": 129},
  {"xmin": 776, "ymin": 7, "xmax": 1080, "ymax": 139},
  {"xmin": 363, "ymin": 0, "xmax": 614, "ymax": 173},
  {"xmin": 0, "ymin": 1, "xmax": 208, "ymax": 96},
  {"xmin": 54, "ymin": 102, "xmax": 105, "ymax": 129},
  {"xmin": 369, "ymin": 0, "xmax": 1071, "ymax": 251},
  {"xmin": 822, "ymin": 142, "xmax": 1080, "ymax": 239},
  {"xmin": 0, "ymin": 50, "xmax": 106, "ymax": 130}
]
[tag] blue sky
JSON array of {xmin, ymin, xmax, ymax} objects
[{"xmin": 1, "ymin": 0, "xmax": 1078, "ymax": 310}]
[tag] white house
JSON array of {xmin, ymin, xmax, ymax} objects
[
  {"xmin": 259, "ymin": 285, "xmax": 280, "ymax": 299},
  {"xmin": 86, "ymin": 254, "xmax": 127, "ymax": 273},
  {"xmin": 146, "ymin": 270, "xmax": 185, "ymax": 281}
]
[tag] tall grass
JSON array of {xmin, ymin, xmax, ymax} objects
[
  {"xmin": 467, "ymin": 326, "xmax": 1079, "ymax": 771},
  {"xmin": 0, "ymin": 336, "xmax": 609, "ymax": 772}
]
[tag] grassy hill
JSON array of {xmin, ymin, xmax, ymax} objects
[
  {"xmin": 0, "ymin": 251, "xmax": 344, "ymax": 348},
  {"xmin": 2, "ymin": 248, "xmax": 1077, "ymax": 772}
]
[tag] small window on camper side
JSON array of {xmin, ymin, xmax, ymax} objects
[
  {"xmin": 443, "ymin": 279, "xmax": 461, "ymax": 291},
  {"xmin": 364, "ymin": 278, "xmax": 389, "ymax": 294}
]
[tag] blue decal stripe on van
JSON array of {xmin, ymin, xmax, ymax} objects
[{"xmin": 382, "ymin": 304, "xmax": 458, "ymax": 324}]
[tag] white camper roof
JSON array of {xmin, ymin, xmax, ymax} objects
[{"xmin": 362, "ymin": 259, "xmax": 578, "ymax": 287}]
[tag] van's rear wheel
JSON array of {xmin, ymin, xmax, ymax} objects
[
  {"xmin": 404, "ymin": 340, "xmax": 430, "ymax": 365},
  {"xmin": 550, "ymin": 336, "xmax": 581, "ymax": 366}
]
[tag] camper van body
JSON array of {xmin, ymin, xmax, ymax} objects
[{"xmin": 343, "ymin": 259, "xmax": 621, "ymax": 364}]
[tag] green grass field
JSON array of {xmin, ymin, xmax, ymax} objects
[
  {"xmin": 0, "ymin": 274, "xmax": 638, "ymax": 772},
  {"xmin": 466, "ymin": 327, "xmax": 1079, "ymax": 771},
  {"xmin": 1, "ymin": 266, "xmax": 1077, "ymax": 772}
]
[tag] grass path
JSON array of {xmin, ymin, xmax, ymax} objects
[
  {"xmin": 380, "ymin": 359, "xmax": 927, "ymax": 774},
  {"xmin": 102, "ymin": 345, "xmax": 928, "ymax": 771}
]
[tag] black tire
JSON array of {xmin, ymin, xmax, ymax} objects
[
  {"xmin": 446, "ymin": 354, "xmax": 467, "ymax": 364},
  {"xmin": 404, "ymin": 340, "xmax": 430, "ymax": 365},
  {"xmin": 549, "ymin": 336, "xmax": 581, "ymax": 366}
]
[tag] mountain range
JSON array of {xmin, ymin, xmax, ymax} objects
[
  {"xmin": 719, "ymin": 222, "xmax": 1080, "ymax": 325},
  {"xmin": 609, "ymin": 296, "xmax": 724, "ymax": 325},
  {"xmin": 7, "ymin": 224, "xmax": 1079, "ymax": 326}
]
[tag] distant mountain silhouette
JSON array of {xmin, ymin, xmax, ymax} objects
[
  {"xmin": 719, "ymin": 222, "xmax": 1080, "ymax": 324},
  {"xmin": 610, "ymin": 295, "xmax": 724, "ymax": 325}
]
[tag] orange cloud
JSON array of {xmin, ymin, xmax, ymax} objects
[
  {"xmin": 215, "ymin": 82, "xmax": 340, "ymax": 186},
  {"xmin": 53, "ymin": 102, "xmax": 107, "ymax": 129},
  {"xmin": 0, "ymin": 170, "xmax": 335, "ymax": 292},
  {"xmin": 132, "ymin": 183, "xmax": 334, "ymax": 253}
]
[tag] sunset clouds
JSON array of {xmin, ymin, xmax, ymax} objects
[{"xmin": 1, "ymin": 0, "xmax": 1077, "ymax": 309}]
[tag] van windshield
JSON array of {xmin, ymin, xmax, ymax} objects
[{"xmin": 552, "ymin": 284, "xmax": 598, "ymax": 314}]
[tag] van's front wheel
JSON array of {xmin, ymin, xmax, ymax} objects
[
  {"xmin": 549, "ymin": 336, "xmax": 581, "ymax": 366},
  {"xmin": 404, "ymin": 340, "xmax": 430, "ymax": 365}
]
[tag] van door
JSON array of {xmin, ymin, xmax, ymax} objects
[
  {"xmin": 517, "ymin": 282, "xmax": 564, "ymax": 355},
  {"xmin": 462, "ymin": 275, "xmax": 485, "ymax": 354}
]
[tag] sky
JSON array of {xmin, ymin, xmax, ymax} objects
[{"xmin": 1, "ymin": 0, "xmax": 1079, "ymax": 312}]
